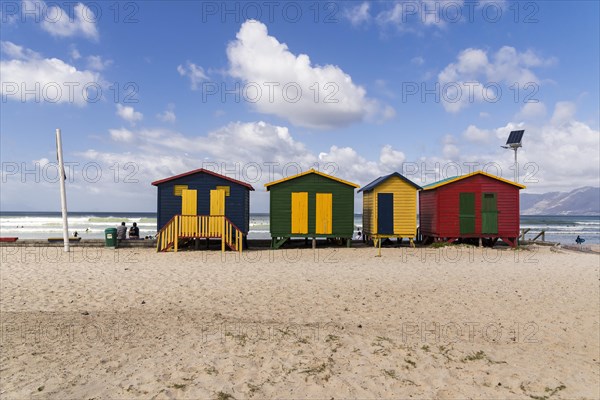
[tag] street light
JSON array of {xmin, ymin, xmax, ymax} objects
[{"xmin": 502, "ymin": 130, "xmax": 524, "ymax": 182}]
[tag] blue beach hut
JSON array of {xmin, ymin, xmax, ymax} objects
[{"xmin": 151, "ymin": 168, "xmax": 254, "ymax": 252}]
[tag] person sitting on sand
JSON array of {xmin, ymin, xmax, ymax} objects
[
  {"xmin": 117, "ymin": 222, "xmax": 127, "ymax": 240},
  {"xmin": 129, "ymin": 222, "xmax": 140, "ymax": 239}
]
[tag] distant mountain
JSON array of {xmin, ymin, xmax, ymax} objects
[{"xmin": 521, "ymin": 186, "xmax": 600, "ymax": 215}]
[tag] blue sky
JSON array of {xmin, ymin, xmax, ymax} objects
[{"xmin": 1, "ymin": 0, "xmax": 599, "ymax": 212}]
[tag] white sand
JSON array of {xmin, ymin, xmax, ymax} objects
[{"xmin": 1, "ymin": 245, "xmax": 599, "ymax": 399}]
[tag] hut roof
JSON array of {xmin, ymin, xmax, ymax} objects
[
  {"xmin": 151, "ymin": 168, "xmax": 255, "ymax": 190},
  {"xmin": 421, "ymin": 171, "xmax": 526, "ymax": 191},
  {"xmin": 358, "ymin": 172, "xmax": 422, "ymax": 193},
  {"xmin": 264, "ymin": 168, "xmax": 360, "ymax": 190}
]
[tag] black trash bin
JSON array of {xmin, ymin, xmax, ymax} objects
[{"xmin": 105, "ymin": 228, "xmax": 118, "ymax": 248}]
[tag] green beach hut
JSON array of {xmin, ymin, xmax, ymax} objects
[{"xmin": 264, "ymin": 169, "xmax": 360, "ymax": 249}]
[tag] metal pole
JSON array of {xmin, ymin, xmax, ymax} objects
[
  {"xmin": 514, "ymin": 148, "xmax": 518, "ymax": 183},
  {"xmin": 56, "ymin": 128, "xmax": 70, "ymax": 252}
]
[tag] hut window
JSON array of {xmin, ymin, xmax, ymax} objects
[
  {"xmin": 216, "ymin": 186, "xmax": 230, "ymax": 196},
  {"xmin": 173, "ymin": 185, "xmax": 188, "ymax": 196}
]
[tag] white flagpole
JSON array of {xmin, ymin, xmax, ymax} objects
[{"xmin": 56, "ymin": 128, "xmax": 70, "ymax": 252}]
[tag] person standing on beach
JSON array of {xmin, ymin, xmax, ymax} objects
[{"xmin": 117, "ymin": 222, "xmax": 127, "ymax": 240}]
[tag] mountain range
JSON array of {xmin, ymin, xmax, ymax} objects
[{"xmin": 521, "ymin": 186, "xmax": 600, "ymax": 215}]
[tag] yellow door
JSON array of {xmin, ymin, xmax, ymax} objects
[
  {"xmin": 210, "ymin": 189, "xmax": 226, "ymax": 235},
  {"xmin": 181, "ymin": 189, "xmax": 197, "ymax": 215},
  {"xmin": 291, "ymin": 192, "xmax": 308, "ymax": 234},
  {"xmin": 315, "ymin": 193, "xmax": 332, "ymax": 234},
  {"xmin": 181, "ymin": 189, "xmax": 198, "ymax": 235},
  {"xmin": 210, "ymin": 189, "xmax": 225, "ymax": 215}
]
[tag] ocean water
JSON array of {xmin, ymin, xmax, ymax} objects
[
  {"xmin": 0, "ymin": 212, "xmax": 598, "ymax": 245},
  {"xmin": 0, "ymin": 212, "xmax": 159, "ymax": 240},
  {"xmin": 0, "ymin": 212, "xmax": 363, "ymax": 241},
  {"xmin": 519, "ymin": 215, "xmax": 600, "ymax": 245}
]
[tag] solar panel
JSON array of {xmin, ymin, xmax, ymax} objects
[{"xmin": 506, "ymin": 130, "xmax": 524, "ymax": 145}]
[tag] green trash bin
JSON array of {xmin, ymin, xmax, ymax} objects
[{"xmin": 105, "ymin": 228, "xmax": 118, "ymax": 248}]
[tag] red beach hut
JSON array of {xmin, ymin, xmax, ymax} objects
[{"xmin": 419, "ymin": 171, "xmax": 525, "ymax": 247}]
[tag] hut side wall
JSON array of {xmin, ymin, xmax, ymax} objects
[
  {"xmin": 418, "ymin": 190, "xmax": 438, "ymax": 236},
  {"xmin": 156, "ymin": 174, "xmax": 250, "ymax": 233},
  {"xmin": 269, "ymin": 174, "xmax": 355, "ymax": 237},
  {"xmin": 362, "ymin": 191, "xmax": 373, "ymax": 235}
]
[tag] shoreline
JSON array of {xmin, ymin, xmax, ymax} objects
[
  {"xmin": 1, "ymin": 238, "xmax": 599, "ymax": 253},
  {"xmin": 2, "ymin": 214, "xmax": 599, "ymax": 244}
]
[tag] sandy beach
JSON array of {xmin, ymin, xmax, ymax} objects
[{"xmin": 1, "ymin": 244, "xmax": 599, "ymax": 399}]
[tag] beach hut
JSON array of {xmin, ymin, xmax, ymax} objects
[
  {"xmin": 419, "ymin": 171, "xmax": 525, "ymax": 247},
  {"xmin": 264, "ymin": 169, "xmax": 360, "ymax": 249},
  {"xmin": 358, "ymin": 172, "xmax": 422, "ymax": 247},
  {"xmin": 151, "ymin": 168, "xmax": 254, "ymax": 252}
]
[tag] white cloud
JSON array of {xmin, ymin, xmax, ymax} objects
[
  {"xmin": 86, "ymin": 55, "xmax": 112, "ymax": 71},
  {"xmin": 34, "ymin": 157, "xmax": 51, "ymax": 166},
  {"xmin": 376, "ymin": 0, "xmax": 465, "ymax": 30},
  {"xmin": 379, "ymin": 145, "xmax": 406, "ymax": 170},
  {"xmin": 344, "ymin": 2, "xmax": 371, "ymax": 26},
  {"xmin": 374, "ymin": 79, "xmax": 396, "ymax": 99},
  {"xmin": 438, "ymin": 46, "xmax": 554, "ymax": 112},
  {"xmin": 6, "ymin": 99, "xmax": 596, "ymax": 212},
  {"xmin": 203, "ymin": 122, "xmax": 317, "ymax": 167},
  {"xmin": 1, "ymin": 41, "xmax": 40, "ymax": 59},
  {"xmin": 411, "ymin": 56, "xmax": 425, "ymax": 66},
  {"xmin": 442, "ymin": 134, "xmax": 460, "ymax": 158},
  {"xmin": 226, "ymin": 20, "xmax": 393, "ymax": 129},
  {"xmin": 109, "ymin": 128, "xmax": 135, "ymax": 143},
  {"xmin": 157, "ymin": 110, "xmax": 176, "ymax": 123},
  {"xmin": 550, "ymin": 101, "xmax": 576, "ymax": 125},
  {"xmin": 22, "ymin": 0, "xmax": 99, "ymax": 40},
  {"xmin": 419, "ymin": 101, "xmax": 599, "ymax": 192},
  {"xmin": 100, "ymin": 121, "xmax": 317, "ymax": 171},
  {"xmin": 177, "ymin": 62, "xmax": 208, "ymax": 90},
  {"xmin": 318, "ymin": 146, "xmax": 380, "ymax": 184},
  {"xmin": 70, "ymin": 47, "xmax": 81, "ymax": 60},
  {"xmin": 374, "ymin": 1, "xmax": 515, "ymax": 33},
  {"xmin": 513, "ymin": 108, "xmax": 598, "ymax": 191},
  {"xmin": 116, "ymin": 104, "xmax": 143, "ymax": 125},
  {"xmin": 515, "ymin": 102, "xmax": 547, "ymax": 121},
  {"xmin": 0, "ymin": 41, "xmax": 100, "ymax": 106},
  {"xmin": 462, "ymin": 125, "xmax": 492, "ymax": 143},
  {"xmin": 157, "ymin": 104, "xmax": 177, "ymax": 123},
  {"xmin": 67, "ymin": 121, "xmax": 418, "ymax": 211}
]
